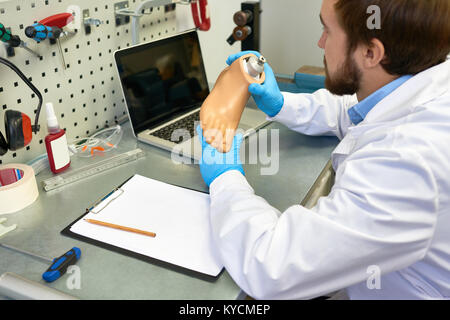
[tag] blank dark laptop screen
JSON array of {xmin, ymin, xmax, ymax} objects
[{"xmin": 115, "ymin": 30, "xmax": 209, "ymax": 133}]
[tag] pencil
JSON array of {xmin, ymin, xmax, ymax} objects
[{"xmin": 84, "ymin": 219, "xmax": 156, "ymax": 238}]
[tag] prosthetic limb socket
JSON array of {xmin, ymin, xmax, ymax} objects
[{"xmin": 200, "ymin": 53, "xmax": 265, "ymax": 153}]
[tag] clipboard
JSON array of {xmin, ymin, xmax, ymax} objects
[{"xmin": 61, "ymin": 175, "xmax": 224, "ymax": 282}]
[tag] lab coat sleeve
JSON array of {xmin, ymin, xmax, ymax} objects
[
  {"xmin": 268, "ymin": 89, "xmax": 357, "ymax": 140},
  {"xmin": 209, "ymin": 146, "xmax": 438, "ymax": 300}
]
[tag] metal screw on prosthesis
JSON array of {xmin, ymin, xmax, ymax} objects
[{"xmin": 246, "ymin": 55, "xmax": 266, "ymax": 78}]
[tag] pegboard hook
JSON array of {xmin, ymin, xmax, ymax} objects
[{"xmin": 118, "ymin": 0, "xmax": 178, "ymax": 45}]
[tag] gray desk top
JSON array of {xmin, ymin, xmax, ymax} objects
[{"xmin": 0, "ymin": 114, "xmax": 339, "ymax": 300}]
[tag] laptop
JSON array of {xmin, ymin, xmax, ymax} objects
[{"xmin": 114, "ymin": 29, "xmax": 269, "ymax": 160}]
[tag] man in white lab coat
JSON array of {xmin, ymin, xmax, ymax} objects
[{"xmin": 196, "ymin": 0, "xmax": 450, "ymax": 299}]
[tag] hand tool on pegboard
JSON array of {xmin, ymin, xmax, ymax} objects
[
  {"xmin": 0, "ymin": 22, "xmax": 41, "ymax": 58},
  {"xmin": 191, "ymin": 0, "xmax": 211, "ymax": 31},
  {"xmin": 25, "ymin": 13, "xmax": 75, "ymax": 69}
]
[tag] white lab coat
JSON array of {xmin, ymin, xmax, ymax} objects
[{"xmin": 208, "ymin": 59, "xmax": 450, "ymax": 300}]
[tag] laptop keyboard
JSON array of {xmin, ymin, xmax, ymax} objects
[{"xmin": 150, "ymin": 111, "xmax": 200, "ymax": 144}]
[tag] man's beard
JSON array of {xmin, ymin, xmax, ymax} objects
[{"xmin": 324, "ymin": 53, "xmax": 362, "ymax": 96}]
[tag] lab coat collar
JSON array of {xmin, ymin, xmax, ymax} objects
[
  {"xmin": 361, "ymin": 59, "xmax": 450, "ymax": 125},
  {"xmin": 331, "ymin": 59, "xmax": 450, "ymax": 171},
  {"xmin": 348, "ymin": 75, "xmax": 413, "ymax": 125}
]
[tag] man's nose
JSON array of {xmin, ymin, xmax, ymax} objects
[{"xmin": 318, "ymin": 32, "xmax": 326, "ymax": 49}]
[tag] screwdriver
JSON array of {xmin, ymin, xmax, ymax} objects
[
  {"xmin": 0, "ymin": 23, "xmax": 41, "ymax": 58},
  {"xmin": 24, "ymin": 22, "xmax": 66, "ymax": 68},
  {"xmin": 24, "ymin": 23, "xmax": 62, "ymax": 42},
  {"xmin": 0, "ymin": 243, "xmax": 81, "ymax": 283}
]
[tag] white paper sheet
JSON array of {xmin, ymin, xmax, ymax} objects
[{"xmin": 70, "ymin": 175, "xmax": 223, "ymax": 277}]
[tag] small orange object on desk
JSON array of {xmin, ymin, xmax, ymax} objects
[{"xmin": 84, "ymin": 219, "xmax": 156, "ymax": 238}]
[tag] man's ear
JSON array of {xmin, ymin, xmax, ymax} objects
[{"xmin": 361, "ymin": 38, "xmax": 386, "ymax": 69}]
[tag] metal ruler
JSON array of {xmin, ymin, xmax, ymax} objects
[{"xmin": 42, "ymin": 148, "xmax": 145, "ymax": 191}]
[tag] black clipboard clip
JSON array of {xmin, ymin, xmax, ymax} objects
[{"xmin": 86, "ymin": 188, "xmax": 124, "ymax": 214}]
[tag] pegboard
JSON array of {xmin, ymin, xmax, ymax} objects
[{"xmin": 0, "ymin": 0, "xmax": 178, "ymax": 164}]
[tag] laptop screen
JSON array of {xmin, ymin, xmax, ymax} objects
[{"xmin": 115, "ymin": 30, "xmax": 209, "ymax": 133}]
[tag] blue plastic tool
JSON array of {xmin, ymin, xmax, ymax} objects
[
  {"xmin": 24, "ymin": 23, "xmax": 62, "ymax": 42},
  {"xmin": 42, "ymin": 247, "xmax": 81, "ymax": 282}
]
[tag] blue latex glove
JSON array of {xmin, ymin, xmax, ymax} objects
[
  {"xmin": 226, "ymin": 51, "xmax": 284, "ymax": 117},
  {"xmin": 197, "ymin": 125, "xmax": 245, "ymax": 187}
]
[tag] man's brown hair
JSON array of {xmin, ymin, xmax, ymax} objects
[{"xmin": 335, "ymin": 0, "xmax": 450, "ymax": 75}]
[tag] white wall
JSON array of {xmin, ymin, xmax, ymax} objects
[
  {"xmin": 260, "ymin": 0, "xmax": 324, "ymax": 74},
  {"xmin": 177, "ymin": 0, "xmax": 245, "ymax": 82},
  {"xmin": 177, "ymin": 0, "xmax": 324, "ymax": 81}
]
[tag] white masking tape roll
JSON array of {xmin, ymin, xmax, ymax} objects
[{"xmin": 0, "ymin": 164, "xmax": 39, "ymax": 215}]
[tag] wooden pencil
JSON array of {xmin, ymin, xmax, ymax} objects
[{"xmin": 84, "ymin": 218, "xmax": 156, "ymax": 238}]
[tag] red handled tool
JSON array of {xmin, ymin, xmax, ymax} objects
[
  {"xmin": 39, "ymin": 13, "xmax": 74, "ymax": 28},
  {"xmin": 191, "ymin": 0, "xmax": 210, "ymax": 31},
  {"xmin": 25, "ymin": 13, "xmax": 74, "ymax": 69}
]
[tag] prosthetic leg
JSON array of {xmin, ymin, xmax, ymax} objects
[{"xmin": 200, "ymin": 53, "xmax": 265, "ymax": 153}]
